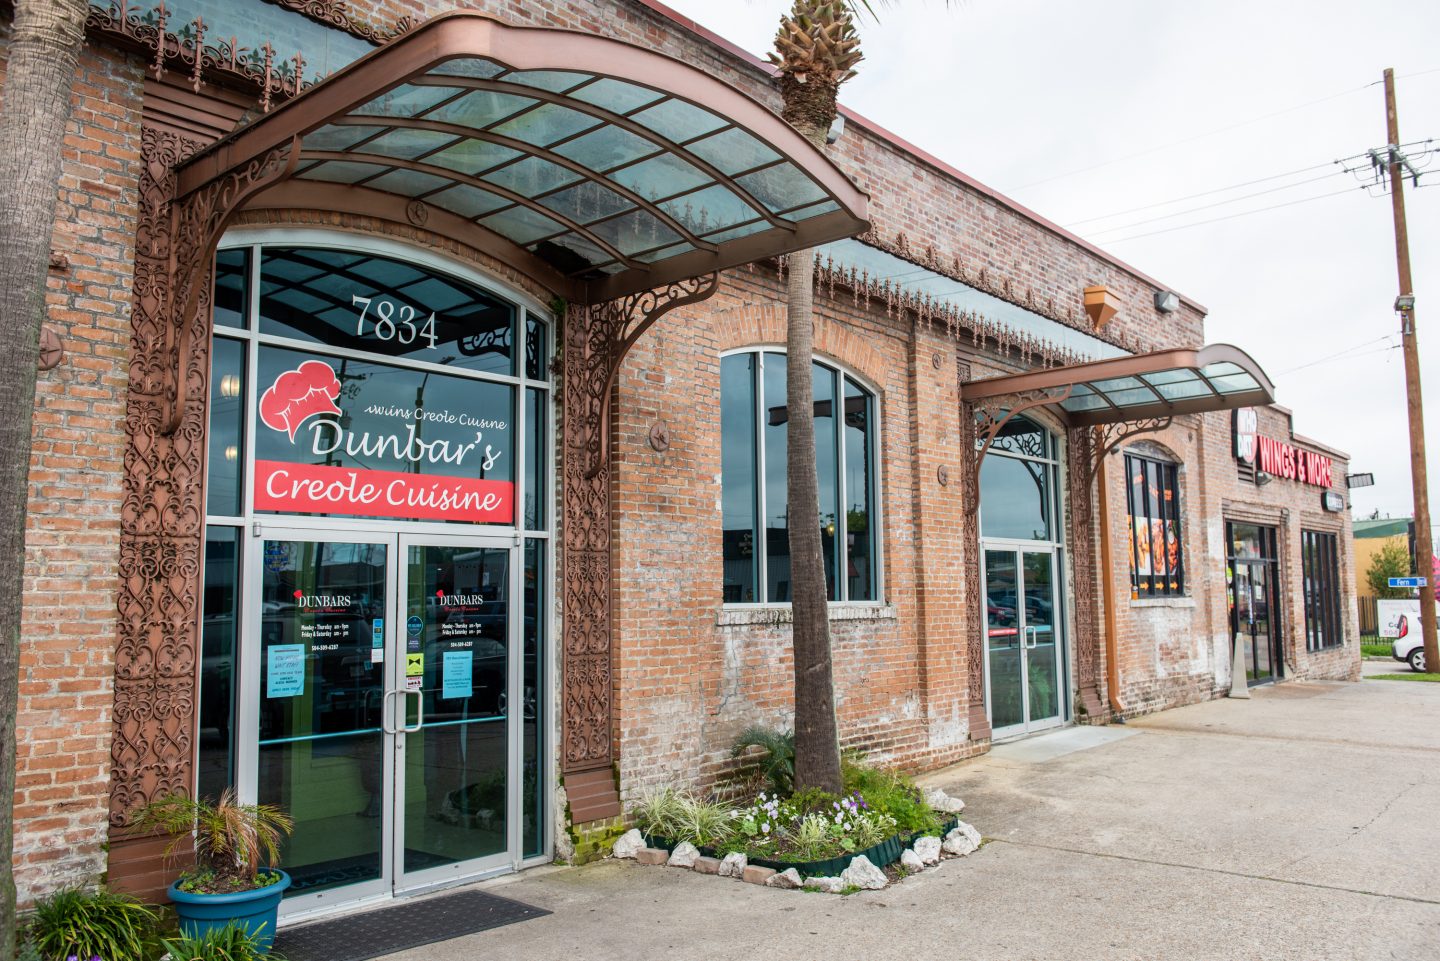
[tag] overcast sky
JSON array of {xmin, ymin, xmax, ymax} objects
[{"xmin": 660, "ymin": 0, "xmax": 1440, "ymax": 524}]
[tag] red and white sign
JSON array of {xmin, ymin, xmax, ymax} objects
[
  {"xmin": 254, "ymin": 352, "xmax": 514, "ymax": 523},
  {"xmin": 1232, "ymin": 407, "xmax": 1333, "ymax": 488},
  {"xmin": 1255, "ymin": 435, "xmax": 1333, "ymax": 488},
  {"xmin": 255, "ymin": 460, "xmax": 511, "ymax": 523}
]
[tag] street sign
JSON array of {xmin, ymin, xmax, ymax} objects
[
  {"xmin": 1346, "ymin": 472, "xmax": 1375, "ymax": 489},
  {"xmin": 1389, "ymin": 576, "xmax": 1427, "ymax": 588}
]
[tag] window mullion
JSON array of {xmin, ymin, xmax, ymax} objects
[{"xmin": 755, "ymin": 353, "xmax": 768, "ymax": 604}]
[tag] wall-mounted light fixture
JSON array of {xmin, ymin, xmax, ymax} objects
[
  {"xmin": 1154, "ymin": 290, "xmax": 1180, "ymax": 313},
  {"xmin": 1255, "ymin": 470, "xmax": 1273, "ymax": 487}
]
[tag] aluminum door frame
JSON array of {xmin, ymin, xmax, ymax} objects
[
  {"xmin": 980, "ymin": 538, "xmax": 1070, "ymax": 741},
  {"xmin": 239, "ymin": 523, "xmax": 401, "ymax": 919},
  {"xmin": 391, "ymin": 530, "xmax": 521, "ymax": 896}
]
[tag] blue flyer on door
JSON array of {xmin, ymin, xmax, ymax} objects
[
  {"xmin": 267, "ymin": 644, "xmax": 305, "ymax": 698},
  {"xmin": 442, "ymin": 650, "xmax": 472, "ymax": 700}
]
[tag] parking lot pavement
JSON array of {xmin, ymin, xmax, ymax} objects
[{"xmin": 377, "ymin": 675, "xmax": 1439, "ymax": 961}]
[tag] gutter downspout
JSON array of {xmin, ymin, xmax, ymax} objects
[{"xmin": 1097, "ymin": 451, "xmax": 1126, "ymax": 718}]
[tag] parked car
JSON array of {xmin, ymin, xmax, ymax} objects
[{"xmin": 1391, "ymin": 615, "xmax": 1427, "ymax": 672}]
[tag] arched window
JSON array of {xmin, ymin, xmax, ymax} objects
[{"xmin": 720, "ymin": 350, "xmax": 878, "ymax": 604}]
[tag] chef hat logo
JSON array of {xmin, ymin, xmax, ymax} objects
[{"xmin": 259, "ymin": 360, "xmax": 342, "ymax": 440}]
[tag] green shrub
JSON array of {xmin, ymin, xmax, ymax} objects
[
  {"xmin": 162, "ymin": 922, "xmax": 280, "ymax": 961},
  {"xmin": 631, "ymin": 787, "xmax": 686, "ymax": 839},
  {"xmin": 26, "ymin": 886, "xmax": 158, "ymax": 961},
  {"xmin": 730, "ymin": 727, "xmax": 795, "ymax": 795},
  {"xmin": 842, "ymin": 759, "xmax": 942, "ymax": 836},
  {"xmin": 672, "ymin": 795, "xmax": 736, "ymax": 848}
]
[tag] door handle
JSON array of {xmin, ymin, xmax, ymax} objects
[
  {"xmin": 403, "ymin": 689, "xmax": 424, "ymax": 733},
  {"xmin": 381, "ymin": 689, "xmax": 400, "ymax": 735},
  {"xmin": 1025, "ymin": 626, "xmax": 1038, "ymax": 649}
]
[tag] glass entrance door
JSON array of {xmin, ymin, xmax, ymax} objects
[
  {"xmin": 394, "ymin": 535, "xmax": 514, "ymax": 892},
  {"xmin": 1226, "ymin": 522, "xmax": 1281, "ymax": 686},
  {"xmin": 984, "ymin": 547, "xmax": 1066, "ymax": 737},
  {"xmin": 242, "ymin": 527, "xmax": 517, "ymax": 914}
]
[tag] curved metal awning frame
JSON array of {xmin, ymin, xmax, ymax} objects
[
  {"xmin": 175, "ymin": 11, "xmax": 870, "ymax": 305},
  {"xmin": 962, "ymin": 343, "xmax": 1275, "ymax": 427},
  {"xmin": 963, "ymin": 343, "xmax": 1275, "ymax": 497}
]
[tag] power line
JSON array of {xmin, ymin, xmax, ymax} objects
[
  {"xmin": 1064, "ymin": 160, "xmax": 1340, "ymax": 227},
  {"xmin": 1100, "ymin": 184, "xmax": 1370, "ymax": 244},
  {"xmin": 1275, "ymin": 336, "xmax": 1400, "ymax": 376},
  {"xmin": 1084, "ymin": 168, "xmax": 1350, "ymax": 238}
]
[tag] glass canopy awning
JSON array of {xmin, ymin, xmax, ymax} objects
[
  {"xmin": 961, "ymin": 343, "xmax": 1275, "ymax": 427},
  {"xmin": 177, "ymin": 12, "xmax": 870, "ymax": 303}
]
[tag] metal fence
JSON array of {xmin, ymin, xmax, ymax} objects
[{"xmin": 1358, "ymin": 595, "xmax": 1379, "ymax": 636}]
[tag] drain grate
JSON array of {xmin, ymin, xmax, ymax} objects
[{"xmin": 275, "ymin": 888, "xmax": 550, "ymax": 961}]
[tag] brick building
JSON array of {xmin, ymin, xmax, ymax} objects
[{"xmin": 8, "ymin": 0, "xmax": 1358, "ymax": 921}]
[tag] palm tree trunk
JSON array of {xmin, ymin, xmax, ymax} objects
[
  {"xmin": 0, "ymin": 0, "xmax": 89, "ymax": 953},
  {"xmin": 786, "ymin": 246, "xmax": 844, "ymax": 793}
]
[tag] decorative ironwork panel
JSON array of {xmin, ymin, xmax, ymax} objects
[
  {"xmin": 112, "ymin": 126, "xmax": 211, "ymax": 828},
  {"xmin": 958, "ymin": 390, "xmax": 989, "ymax": 742}
]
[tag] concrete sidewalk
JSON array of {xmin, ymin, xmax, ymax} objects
[{"xmin": 371, "ymin": 675, "xmax": 1439, "ymax": 961}]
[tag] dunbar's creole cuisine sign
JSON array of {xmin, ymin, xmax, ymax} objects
[{"xmin": 253, "ymin": 345, "xmax": 513, "ymax": 523}]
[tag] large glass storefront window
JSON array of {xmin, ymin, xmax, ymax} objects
[
  {"xmin": 199, "ymin": 236, "xmax": 552, "ymax": 905},
  {"xmin": 720, "ymin": 350, "xmax": 878, "ymax": 604},
  {"xmin": 1302, "ymin": 529, "xmax": 1343, "ymax": 651},
  {"xmin": 1125, "ymin": 454, "xmax": 1185, "ymax": 597}
]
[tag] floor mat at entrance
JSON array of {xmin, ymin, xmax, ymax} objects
[{"xmin": 275, "ymin": 888, "xmax": 551, "ymax": 961}]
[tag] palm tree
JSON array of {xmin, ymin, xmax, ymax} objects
[
  {"xmin": 769, "ymin": 1, "xmax": 864, "ymax": 795},
  {"xmin": 0, "ymin": 1, "xmax": 90, "ymax": 955}
]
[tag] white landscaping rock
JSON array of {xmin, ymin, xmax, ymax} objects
[
  {"xmin": 900, "ymin": 848, "xmax": 925, "ymax": 873},
  {"xmin": 612, "ymin": 828, "xmax": 645, "ymax": 859},
  {"xmin": 718, "ymin": 852, "xmax": 747, "ymax": 877},
  {"xmin": 942, "ymin": 821, "xmax": 982, "ymax": 857},
  {"xmin": 766, "ymin": 867, "xmax": 803, "ymax": 889},
  {"xmin": 924, "ymin": 787, "xmax": 966, "ymax": 814},
  {"xmin": 667, "ymin": 841, "xmax": 700, "ymax": 867},
  {"xmin": 803, "ymin": 875, "xmax": 843, "ymax": 893},
  {"xmin": 839, "ymin": 854, "xmax": 888, "ymax": 891},
  {"xmin": 913, "ymin": 835, "xmax": 942, "ymax": 865}
]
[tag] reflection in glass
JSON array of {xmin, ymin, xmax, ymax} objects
[
  {"xmin": 524, "ymin": 539, "xmax": 544, "ymax": 858},
  {"xmin": 814, "ymin": 362, "xmax": 838, "ymax": 601},
  {"xmin": 197, "ymin": 526, "xmax": 239, "ymax": 802},
  {"xmin": 403, "ymin": 545, "xmax": 510, "ymax": 873},
  {"xmin": 721, "ymin": 354, "xmax": 758, "ymax": 603},
  {"xmin": 979, "ymin": 455, "xmax": 1051, "ymax": 541},
  {"xmin": 257, "ymin": 539, "xmax": 388, "ymax": 895},
  {"xmin": 1023, "ymin": 552, "xmax": 1060, "ymax": 723},
  {"xmin": 985, "ymin": 550, "xmax": 1023, "ymax": 731},
  {"xmin": 843, "ymin": 380, "xmax": 874, "ymax": 601},
  {"xmin": 207, "ymin": 337, "xmax": 246, "ymax": 517},
  {"xmin": 721, "ymin": 351, "xmax": 879, "ymax": 604},
  {"xmin": 763, "ymin": 354, "xmax": 790, "ymax": 602},
  {"xmin": 259, "ymin": 247, "xmax": 516, "ymax": 376},
  {"xmin": 214, "ymin": 247, "xmax": 248, "ymax": 329},
  {"xmin": 524, "ymin": 388, "xmax": 545, "ymax": 531},
  {"xmin": 526, "ymin": 314, "xmax": 547, "ymax": 381}
]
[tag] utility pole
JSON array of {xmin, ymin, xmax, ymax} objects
[{"xmin": 1382, "ymin": 67, "xmax": 1438, "ymax": 674}]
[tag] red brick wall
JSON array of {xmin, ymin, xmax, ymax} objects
[
  {"xmin": 5, "ymin": 34, "xmax": 145, "ymax": 900},
  {"xmin": 9, "ymin": 0, "xmax": 1363, "ymax": 898}
]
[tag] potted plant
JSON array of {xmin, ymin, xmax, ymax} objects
[{"xmin": 130, "ymin": 789, "xmax": 294, "ymax": 954}]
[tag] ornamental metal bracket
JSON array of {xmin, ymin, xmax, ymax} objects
[
  {"xmin": 968, "ymin": 385, "xmax": 1074, "ymax": 512},
  {"xmin": 1086, "ymin": 416, "xmax": 1174, "ymax": 486},
  {"xmin": 586, "ymin": 272, "xmax": 719, "ymax": 478},
  {"xmin": 159, "ymin": 135, "xmax": 300, "ymax": 434}
]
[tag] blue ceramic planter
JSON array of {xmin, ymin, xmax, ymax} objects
[{"xmin": 168, "ymin": 870, "xmax": 290, "ymax": 954}]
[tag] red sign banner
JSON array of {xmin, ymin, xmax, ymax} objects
[
  {"xmin": 255, "ymin": 460, "xmax": 513, "ymax": 523},
  {"xmin": 1256, "ymin": 435, "xmax": 1333, "ymax": 488}
]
